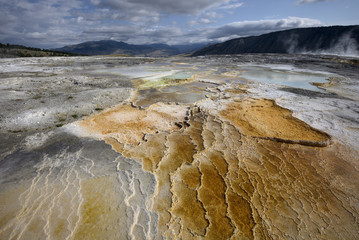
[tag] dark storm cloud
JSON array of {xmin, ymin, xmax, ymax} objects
[
  {"xmin": 82, "ymin": 25, "xmax": 183, "ymax": 44},
  {"xmin": 0, "ymin": 0, "xmax": 84, "ymax": 48},
  {"xmin": 92, "ymin": 0, "xmax": 230, "ymax": 14},
  {"xmin": 87, "ymin": 0, "xmax": 234, "ymax": 24}
]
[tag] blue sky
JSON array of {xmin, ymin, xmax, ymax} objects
[{"xmin": 0, "ymin": 0, "xmax": 358, "ymax": 48}]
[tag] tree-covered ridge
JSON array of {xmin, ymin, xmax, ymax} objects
[
  {"xmin": 192, "ymin": 25, "xmax": 359, "ymax": 56},
  {"xmin": 0, "ymin": 43, "xmax": 81, "ymax": 58}
]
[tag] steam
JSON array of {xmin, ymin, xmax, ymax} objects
[
  {"xmin": 313, "ymin": 33, "xmax": 359, "ymax": 57},
  {"xmin": 284, "ymin": 34, "xmax": 299, "ymax": 54},
  {"xmin": 284, "ymin": 31, "xmax": 359, "ymax": 57}
]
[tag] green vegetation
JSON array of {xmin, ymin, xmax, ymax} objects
[
  {"xmin": 33, "ymin": 95, "xmax": 42, "ymax": 99},
  {"xmin": 0, "ymin": 42, "xmax": 82, "ymax": 58},
  {"xmin": 138, "ymin": 77, "xmax": 192, "ymax": 89},
  {"xmin": 55, "ymin": 112, "xmax": 68, "ymax": 122},
  {"xmin": 9, "ymin": 129, "xmax": 24, "ymax": 133},
  {"xmin": 137, "ymin": 72, "xmax": 194, "ymax": 90}
]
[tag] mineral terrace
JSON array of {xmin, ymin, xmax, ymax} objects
[{"xmin": 0, "ymin": 54, "xmax": 358, "ymax": 239}]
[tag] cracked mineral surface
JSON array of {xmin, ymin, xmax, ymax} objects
[{"xmin": 1, "ymin": 54, "xmax": 359, "ymax": 239}]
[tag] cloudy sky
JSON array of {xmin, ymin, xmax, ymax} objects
[{"xmin": 0, "ymin": 0, "xmax": 358, "ymax": 48}]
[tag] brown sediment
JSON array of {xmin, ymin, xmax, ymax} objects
[
  {"xmin": 220, "ymin": 98, "xmax": 331, "ymax": 146},
  {"xmin": 76, "ymin": 98, "xmax": 359, "ymax": 239},
  {"xmin": 133, "ymin": 82, "xmax": 211, "ymax": 107},
  {"xmin": 132, "ymin": 75, "xmax": 194, "ymax": 90},
  {"xmin": 72, "ymin": 175, "xmax": 125, "ymax": 240},
  {"xmin": 169, "ymin": 164, "xmax": 208, "ymax": 237},
  {"xmin": 78, "ymin": 102, "xmax": 188, "ymax": 146},
  {"xmin": 312, "ymin": 77, "xmax": 337, "ymax": 88},
  {"xmin": 225, "ymin": 88, "xmax": 247, "ymax": 94},
  {"xmin": 224, "ymin": 84, "xmax": 248, "ymax": 95},
  {"xmin": 221, "ymin": 71, "xmax": 245, "ymax": 78}
]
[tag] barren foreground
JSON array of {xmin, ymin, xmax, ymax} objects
[{"xmin": 0, "ymin": 54, "xmax": 359, "ymax": 239}]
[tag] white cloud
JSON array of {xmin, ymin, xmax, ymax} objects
[
  {"xmin": 157, "ymin": 17, "xmax": 324, "ymax": 45},
  {"xmin": 187, "ymin": 11, "xmax": 223, "ymax": 27},
  {"xmin": 203, "ymin": 12, "xmax": 223, "ymax": 19},
  {"xmin": 205, "ymin": 17, "xmax": 323, "ymax": 40},
  {"xmin": 199, "ymin": 18, "xmax": 214, "ymax": 24},
  {"xmin": 296, "ymin": 0, "xmax": 333, "ymax": 5},
  {"xmin": 218, "ymin": 2, "xmax": 243, "ymax": 9}
]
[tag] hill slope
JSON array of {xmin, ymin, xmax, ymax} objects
[
  {"xmin": 192, "ymin": 25, "xmax": 359, "ymax": 56},
  {"xmin": 55, "ymin": 40, "xmax": 207, "ymax": 57},
  {"xmin": 0, "ymin": 43, "xmax": 79, "ymax": 58}
]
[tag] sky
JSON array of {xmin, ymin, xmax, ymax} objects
[{"xmin": 0, "ymin": 0, "xmax": 358, "ymax": 48}]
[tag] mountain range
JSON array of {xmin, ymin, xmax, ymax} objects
[
  {"xmin": 3, "ymin": 25, "xmax": 358, "ymax": 58},
  {"xmin": 192, "ymin": 25, "xmax": 359, "ymax": 56},
  {"xmin": 54, "ymin": 40, "xmax": 208, "ymax": 57}
]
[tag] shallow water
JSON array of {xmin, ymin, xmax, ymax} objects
[
  {"xmin": 94, "ymin": 65, "xmax": 177, "ymax": 80},
  {"xmin": 238, "ymin": 65, "xmax": 329, "ymax": 91}
]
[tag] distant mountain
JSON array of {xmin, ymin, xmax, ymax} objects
[
  {"xmin": 192, "ymin": 25, "xmax": 359, "ymax": 57},
  {"xmin": 55, "ymin": 40, "xmax": 208, "ymax": 57},
  {"xmin": 0, "ymin": 43, "xmax": 79, "ymax": 58},
  {"xmin": 174, "ymin": 43, "xmax": 214, "ymax": 53}
]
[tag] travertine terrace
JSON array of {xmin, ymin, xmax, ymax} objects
[{"xmin": 1, "ymin": 54, "xmax": 359, "ymax": 239}]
